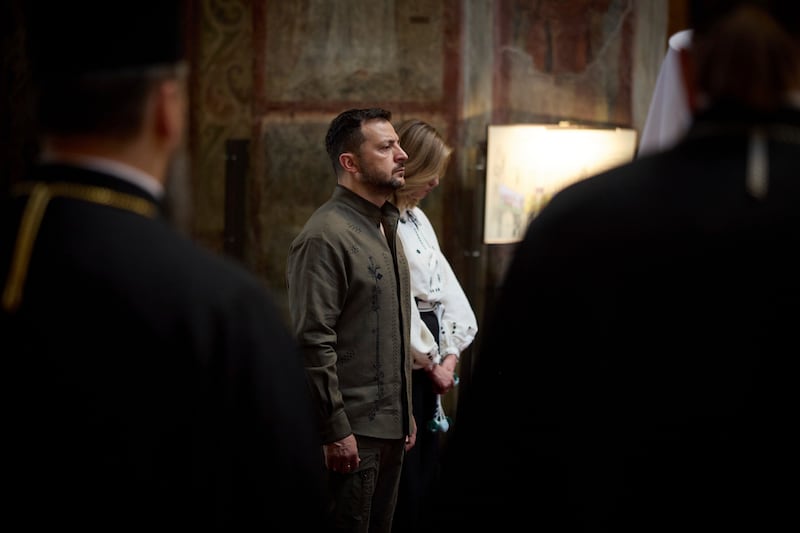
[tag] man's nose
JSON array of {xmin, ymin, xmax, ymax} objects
[{"xmin": 396, "ymin": 146, "xmax": 408, "ymax": 161}]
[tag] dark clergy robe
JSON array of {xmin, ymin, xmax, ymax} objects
[
  {"xmin": 425, "ymin": 105, "xmax": 800, "ymax": 532},
  {"xmin": 1, "ymin": 163, "xmax": 327, "ymax": 530}
]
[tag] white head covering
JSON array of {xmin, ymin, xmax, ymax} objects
[{"xmin": 637, "ymin": 29, "xmax": 693, "ymax": 158}]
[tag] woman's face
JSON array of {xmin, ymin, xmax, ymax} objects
[{"xmin": 410, "ymin": 175, "xmax": 440, "ymax": 202}]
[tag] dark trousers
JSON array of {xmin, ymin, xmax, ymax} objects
[
  {"xmin": 392, "ymin": 311, "xmax": 441, "ymax": 533},
  {"xmin": 328, "ymin": 435, "xmax": 406, "ymax": 533}
]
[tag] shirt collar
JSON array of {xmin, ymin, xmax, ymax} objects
[{"xmin": 39, "ymin": 152, "xmax": 165, "ymax": 199}]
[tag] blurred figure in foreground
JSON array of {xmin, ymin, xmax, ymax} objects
[
  {"xmin": 426, "ymin": 1, "xmax": 800, "ymax": 531},
  {"xmin": 1, "ymin": 2, "xmax": 327, "ymax": 530},
  {"xmin": 390, "ymin": 119, "xmax": 478, "ymax": 533}
]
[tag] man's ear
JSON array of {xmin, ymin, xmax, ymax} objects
[
  {"xmin": 339, "ymin": 152, "xmax": 359, "ymax": 174},
  {"xmin": 677, "ymin": 48, "xmax": 699, "ymax": 113},
  {"xmin": 153, "ymin": 79, "xmax": 186, "ymax": 150}
]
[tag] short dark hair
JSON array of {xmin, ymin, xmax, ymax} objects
[
  {"xmin": 325, "ymin": 108, "xmax": 392, "ymax": 176},
  {"xmin": 688, "ymin": 0, "xmax": 800, "ymax": 111},
  {"xmin": 36, "ymin": 68, "xmax": 184, "ymax": 140},
  {"xmin": 689, "ymin": 0, "xmax": 799, "ymax": 36}
]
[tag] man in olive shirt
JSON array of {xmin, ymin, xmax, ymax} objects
[{"xmin": 287, "ymin": 108, "xmax": 416, "ymax": 533}]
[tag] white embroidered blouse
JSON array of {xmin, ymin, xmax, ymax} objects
[{"xmin": 397, "ymin": 207, "xmax": 478, "ymax": 370}]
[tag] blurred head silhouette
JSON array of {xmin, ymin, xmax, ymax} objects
[
  {"xmin": 23, "ymin": 1, "xmax": 192, "ymax": 226},
  {"xmin": 680, "ymin": 0, "xmax": 800, "ymax": 113}
]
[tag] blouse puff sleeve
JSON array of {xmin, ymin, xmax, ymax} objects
[{"xmin": 401, "ymin": 207, "xmax": 478, "ymax": 370}]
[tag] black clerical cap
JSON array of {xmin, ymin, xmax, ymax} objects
[{"xmin": 25, "ymin": 1, "xmax": 186, "ymax": 83}]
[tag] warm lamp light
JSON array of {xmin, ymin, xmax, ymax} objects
[{"xmin": 483, "ymin": 123, "xmax": 638, "ymax": 244}]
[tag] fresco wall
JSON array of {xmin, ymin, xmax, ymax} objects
[
  {"xmin": 188, "ymin": 0, "xmax": 669, "ymax": 346},
  {"xmin": 191, "ymin": 0, "xmax": 668, "ymax": 340},
  {"xmin": 0, "ymin": 0, "xmax": 672, "ymax": 393}
]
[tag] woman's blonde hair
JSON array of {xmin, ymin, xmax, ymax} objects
[{"xmin": 392, "ymin": 119, "xmax": 453, "ymax": 211}]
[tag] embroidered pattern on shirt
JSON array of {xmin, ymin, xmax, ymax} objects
[{"xmin": 367, "ymin": 255, "xmax": 384, "ymax": 420}]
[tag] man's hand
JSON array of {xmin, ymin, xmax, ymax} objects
[
  {"xmin": 323, "ymin": 434, "xmax": 360, "ymax": 473},
  {"xmin": 405, "ymin": 416, "xmax": 417, "ymax": 451}
]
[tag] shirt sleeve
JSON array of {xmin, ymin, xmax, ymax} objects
[
  {"xmin": 404, "ymin": 207, "xmax": 478, "ymax": 362},
  {"xmin": 435, "ymin": 254, "xmax": 478, "ymax": 358},
  {"xmin": 286, "ymin": 233, "xmax": 350, "ymax": 443},
  {"xmin": 409, "ymin": 298, "xmax": 439, "ymax": 367}
]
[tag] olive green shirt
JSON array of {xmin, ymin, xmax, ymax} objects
[{"xmin": 286, "ymin": 185, "xmax": 413, "ymax": 443}]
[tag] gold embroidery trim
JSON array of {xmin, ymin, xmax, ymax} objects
[{"xmin": 2, "ymin": 182, "xmax": 157, "ymax": 313}]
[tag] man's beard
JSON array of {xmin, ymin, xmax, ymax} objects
[
  {"xmin": 162, "ymin": 144, "xmax": 193, "ymax": 236},
  {"xmin": 362, "ymin": 166, "xmax": 405, "ymax": 192}
]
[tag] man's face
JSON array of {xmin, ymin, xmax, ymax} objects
[{"xmin": 354, "ymin": 119, "xmax": 408, "ymax": 192}]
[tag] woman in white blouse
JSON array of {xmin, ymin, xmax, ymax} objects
[{"xmin": 390, "ymin": 119, "xmax": 478, "ymax": 533}]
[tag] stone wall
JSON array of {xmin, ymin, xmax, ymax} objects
[
  {"xmin": 188, "ymin": 0, "xmax": 670, "ymax": 352},
  {"xmin": 0, "ymin": 0, "xmax": 675, "ymax": 398}
]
